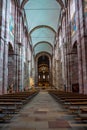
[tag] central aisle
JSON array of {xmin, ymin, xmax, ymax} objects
[{"xmin": 2, "ymin": 92, "xmax": 87, "ymax": 130}]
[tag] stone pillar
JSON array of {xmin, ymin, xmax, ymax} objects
[
  {"xmin": 0, "ymin": 0, "xmax": 10, "ymax": 94},
  {"xmin": 30, "ymin": 55, "xmax": 35, "ymax": 87},
  {"xmin": 49, "ymin": 57, "xmax": 52, "ymax": 87},
  {"xmin": 55, "ymin": 60, "xmax": 58, "ymax": 89},
  {"xmin": 76, "ymin": 0, "xmax": 87, "ymax": 94},
  {"xmin": 12, "ymin": 1, "xmax": 19, "ymax": 92},
  {"xmin": 81, "ymin": 0, "xmax": 87, "ymax": 94},
  {"xmin": 83, "ymin": 38, "xmax": 87, "ymax": 93},
  {"xmin": 35, "ymin": 59, "xmax": 38, "ymax": 87},
  {"xmin": 52, "ymin": 56, "xmax": 56, "ymax": 88},
  {"xmin": 18, "ymin": 45, "xmax": 23, "ymax": 91},
  {"xmin": 56, "ymin": 59, "xmax": 63, "ymax": 91}
]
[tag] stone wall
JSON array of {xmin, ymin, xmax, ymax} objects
[
  {"xmin": 59, "ymin": 0, "xmax": 87, "ymax": 94},
  {"xmin": 0, "ymin": 0, "xmax": 31, "ymax": 94}
]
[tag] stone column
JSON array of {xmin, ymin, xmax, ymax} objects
[
  {"xmin": 49, "ymin": 57, "xmax": 52, "ymax": 87},
  {"xmin": 76, "ymin": 0, "xmax": 87, "ymax": 94},
  {"xmin": 52, "ymin": 56, "xmax": 56, "ymax": 88},
  {"xmin": 0, "ymin": 0, "xmax": 10, "ymax": 94},
  {"xmin": 35, "ymin": 58, "xmax": 38, "ymax": 87},
  {"xmin": 55, "ymin": 60, "xmax": 58, "ymax": 89}
]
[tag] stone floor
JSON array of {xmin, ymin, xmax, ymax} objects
[{"xmin": 1, "ymin": 91, "xmax": 87, "ymax": 130}]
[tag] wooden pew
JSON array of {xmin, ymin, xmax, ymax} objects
[
  {"xmin": 77, "ymin": 108, "xmax": 87, "ymax": 121},
  {"xmin": 48, "ymin": 90, "xmax": 87, "ymax": 114},
  {"xmin": 0, "ymin": 90, "xmax": 39, "ymax": 122},
  {"xmin": 0, "ymin": 108, "xmax": 9, "ymax": 122}
]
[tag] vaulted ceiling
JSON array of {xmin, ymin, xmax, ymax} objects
[{"xmin": 21, "ymin": 0, "xmax": 65, "ymax": 56}]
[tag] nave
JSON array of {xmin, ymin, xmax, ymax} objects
[
  {"xmin": 1, "ymin": 91, "xmax": 87, "ymax": 130},
  {"xmin": 0, "ymin": 0, "xmax": 87, "ymax": 129}
]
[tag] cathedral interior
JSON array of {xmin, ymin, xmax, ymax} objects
[{"xmin": 0, "ymin": 0, "xmax": 87, "ymax": 129}]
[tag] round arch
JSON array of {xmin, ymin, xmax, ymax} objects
[
  {"xmin": 35, "ymin": 52, "xmax": 51, "ymax": 60},
  {"xmin": 33, "ymin": 41, "xmax": 53, "ymax": 49},
  {"xmin": 21, "ymin": 0, "xmax": 64, "ymax": 9},
  {"xmin": 35, "ymin": 52, "xmax": 52, "ymax": 88},
  {"xmin": 35, "ymin": 50, "xmax": 52, "ymax": 56},
  {"xmin": 71, "ymin": 41, "xmax": 79, "ymax": 93},
  {"xmin": 29, "ymin": 25, "xmax": 56, "ymax": 35},
  {"xmin": 35, "ymin": 52, "xmax": 52, "ymax": 60},
  {"xmin": 30, "ymin": 25, "xmax": 56, "ymax": 47}
]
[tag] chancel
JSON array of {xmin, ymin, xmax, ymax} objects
[{"xmin": 0, "ymin": 0, "xmax": 87, "ymax": 129}]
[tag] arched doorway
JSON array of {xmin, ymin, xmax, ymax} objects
[
  {"xmin": 8, "ymin": 43, "xmax": 14, "ymax": 92},
  {"xmin": 37, "ymin": 55, "xmax": 50, "ymax": 89},
  {"xmin": 71, "ymin": 43, "xmax": 79, "ymax": 93}
]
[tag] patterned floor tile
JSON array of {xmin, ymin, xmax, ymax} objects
[
  {"xmin": 0, "ymin": 92, "xmax": 87, "ymax": 130},
  {"xmin": 48, "ymin": 120, "xmax": 71, "ymax": 128},
  {"xmin": 34, "ymin": 111, "xmax": 47, "ymax": 114}
]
